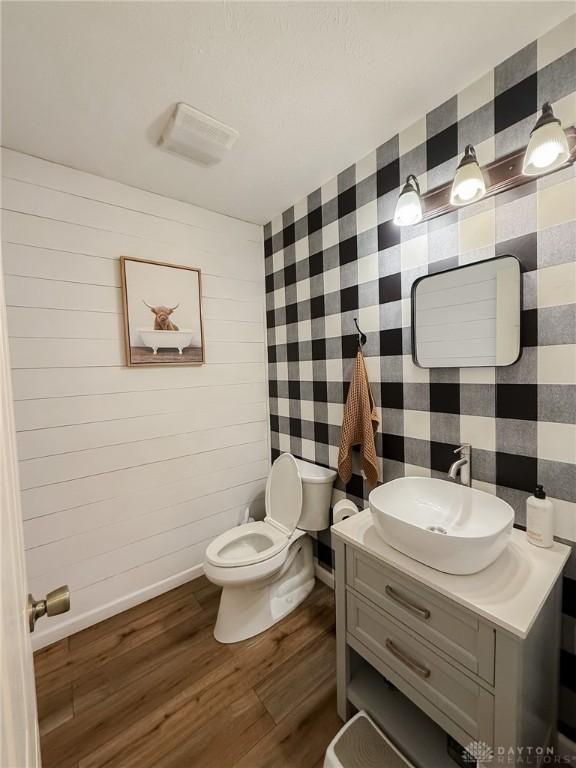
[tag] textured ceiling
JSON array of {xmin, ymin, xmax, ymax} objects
[{"xmin": 2, "ymin": 1, "xmax": 573, "ymax": 224}]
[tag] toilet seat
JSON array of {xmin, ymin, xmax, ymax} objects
[
  {"xmin": 205, "ymin": 453, "xmax": 303, "ymax": 570},
  {"xmin": 204, "ymin": 527, "xmax": 308, "ymax": 588},
  {"xmin": 204, "ymin": 520, "xmax": 289, "ymax": 568}
]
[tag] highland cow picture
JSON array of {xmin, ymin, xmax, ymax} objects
[{"xmin": 120, "ymin": 257, "xmax": 204, "ymax": 366}]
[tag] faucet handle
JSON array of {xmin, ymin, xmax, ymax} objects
[{"xmin": 453, "ymin": 444, "xmax": 470, "ymax": 455}]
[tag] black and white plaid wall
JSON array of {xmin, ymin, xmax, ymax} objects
[{"xmin": 264, "ymin": 16, "xmax": 576, "ymax": 740}]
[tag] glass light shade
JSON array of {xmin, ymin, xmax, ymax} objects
[
  {"xmin": 450, "ymin": 151, "xmax": 486, "ymax": 206},
  {"xmin": 393, "ymin": 183, "xmax": 422, "ymax": 226},
  {"xmin": 523, "ymin": 120, "xmax": 570, "ymax": 176}
]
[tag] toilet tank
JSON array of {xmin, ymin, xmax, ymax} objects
[{"xmin": 294, "ymin": 458, "xmax": 337, "ymax": 531}]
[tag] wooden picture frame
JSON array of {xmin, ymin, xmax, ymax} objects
[{"xmin": 120, "ymin": 256, "xmax": 205, "ymax": 367}]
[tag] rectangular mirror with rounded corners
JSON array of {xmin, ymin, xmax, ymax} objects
[{"xmin": 411, "ymin": 255, "xmax": 521, "ymax": 368}]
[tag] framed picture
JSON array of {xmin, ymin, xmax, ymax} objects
[{"xmin": 120, "ymin": 256, "xmax": 205, "ymax": 366}]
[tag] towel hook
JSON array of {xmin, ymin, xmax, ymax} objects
[{"xmin": 353, "ymin": 318, "xmax": 367, "ymax": 348}]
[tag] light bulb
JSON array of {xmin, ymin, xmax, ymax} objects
[
  {"xmin": 393, "ymin": 176, "xmax": 422, "ymax": 226},
  {"xmin": 450, "ymin": 145, "xmax": 486, "ymax": 207},
  {"xmin": 455, "ymin": 178, "xmax": 483, "ymax": 202},
  {"xmin": 395, "ymin": 204, "xmax": 421, "ymax": 226},
  {"xmin": 394, "ymin": 191, "xmax": 421, "ymax": 225},
  {"xmin": 530, "ymin": 144, "xmax": 561, "ymax": 169},
  {"xmin": 523, "ymin": 103, "xmax": 570, "ymax": 176}
]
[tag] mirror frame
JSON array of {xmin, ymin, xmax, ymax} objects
[{"xmin": 410, "ymin": 254, "xmax": 523, "ymax": 369}]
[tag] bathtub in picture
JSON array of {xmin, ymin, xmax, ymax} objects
[{"xmin": 138, "ymin": 329, "xmax": 201, "ymax": 355}]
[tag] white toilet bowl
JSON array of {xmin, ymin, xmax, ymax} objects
[{"xmin": 204, "ymin": 453, "xmax": 336, "ymax": 643}]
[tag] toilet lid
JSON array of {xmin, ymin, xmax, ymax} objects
[{"xmin": 265, "ymin": 453, "xmax": 303, "ymax": 535}]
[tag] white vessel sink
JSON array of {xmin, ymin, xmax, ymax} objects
[{"xmin": 369, "ymin": 477, "xmax": 514, "ymax": 575}]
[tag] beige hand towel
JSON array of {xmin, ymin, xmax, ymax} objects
[{"xmin": 338, "ymin": 350, "xmax": 380, "ymax": 488}]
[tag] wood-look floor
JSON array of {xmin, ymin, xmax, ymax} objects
[{"xmin": 34, "ymin": 577, "xmax": 340, "ymax": 768}]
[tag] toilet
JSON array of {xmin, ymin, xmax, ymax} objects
[{"xmin": 204, "ymin": 453, "xmax": 336, "ymax": 643}]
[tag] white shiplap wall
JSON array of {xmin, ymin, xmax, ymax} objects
[{"xmin": 0, "ymin": 149, "xmax": 269, "ymax": 648}]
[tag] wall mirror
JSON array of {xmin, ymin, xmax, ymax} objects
[{"xmin": 411, "ymin": 255, "xmax": 521, "ymax": 368}]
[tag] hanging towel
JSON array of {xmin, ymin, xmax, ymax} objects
[{"xmin": 338, "ymin": 350, "xmax": 380, "ymax": 488}]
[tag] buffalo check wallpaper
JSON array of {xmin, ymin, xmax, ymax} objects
[{"xmin": 264, "ymin": 16, "xmax": 576, "ymax": 739}]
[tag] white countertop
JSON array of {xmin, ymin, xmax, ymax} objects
[{"xmin": 332, "ymin": 509, "xmax": 571, "ymax": 639}]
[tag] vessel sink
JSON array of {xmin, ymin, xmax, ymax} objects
[{"xmin": 369, "ymin": 477, "xmax": 514, "ymax": 575}]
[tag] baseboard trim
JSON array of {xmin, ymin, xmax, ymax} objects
[
  {"xmin": 31, "ymin": 564, "xmax": 204, "ymax": 651},
  {"xmin": 34, "ymin": 558, "xmax": 335, "ymax": 650},
  {"xmin": 314, "ymin": 563, "xmax": 334, "ymax": 590}
]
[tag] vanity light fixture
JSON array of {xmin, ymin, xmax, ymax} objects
[
  {"xmin": 450, "ymin": 144, "xmax": 486, "ymax": 206},
  {"xmin": 523, "ymin": 102, "xmax": 570, "ymax": 176},
  {"xmin": 396, "ymin": 110, "xmax": 574, "ymax": 227},
  {"xmin": 393, "ymin": 174, "xmax": 423, "ymax": 226}
]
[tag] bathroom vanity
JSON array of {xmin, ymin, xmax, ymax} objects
[{"xmin": 332, "ymin": 510, "xmax": 571, "ymax": 766}]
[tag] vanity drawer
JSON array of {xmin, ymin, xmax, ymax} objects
[
  {"xmin": 347, "ymin": 591, "xmax": 494, "ymax": 743},
  {"xmin": 346, "ymin": 547, "xmax": 495, "ymax": 683}
]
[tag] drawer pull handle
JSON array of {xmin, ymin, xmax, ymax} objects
[
  {"xmin": 385, "ymin": 639, "xmax": 431, "ymax": 679},
  {"xmin": 385, "ymin": 585, "xmax": 430, "ymax": 620}
]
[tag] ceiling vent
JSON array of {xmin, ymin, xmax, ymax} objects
[{"xmin": 159, "ymin": 103, "xmax": 239, "ymax": 167}]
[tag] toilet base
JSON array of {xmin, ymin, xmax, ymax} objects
[{"xmin": 213, "ymin": 536, "xmax": 315, "ymax": 644}]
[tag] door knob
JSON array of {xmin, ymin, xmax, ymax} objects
[{"xmin": 27, "ymin": 585, "xmax": 70, "ymax": 633}]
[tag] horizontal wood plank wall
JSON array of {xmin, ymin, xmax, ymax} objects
[{"xmin": 0, "ymin": 149, "xmax": 269, "ymax": 648}]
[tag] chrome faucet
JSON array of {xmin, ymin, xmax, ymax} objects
[{"xmin": 448, "ymin": 444, "xmax": 471, "ymax": 486}]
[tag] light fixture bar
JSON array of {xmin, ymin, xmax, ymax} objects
[{"xmin": 416, "ymin": 125, "xmax": 576, "ymax": 224}]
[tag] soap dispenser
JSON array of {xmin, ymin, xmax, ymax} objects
[{"xmin": 526, "ymin": 485, "xmax": 554, "ymax": 548}]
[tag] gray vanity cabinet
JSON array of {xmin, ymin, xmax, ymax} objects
[{"xmin": 334, "ymin": 537, "xmax": 564, "ymax": 766}]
